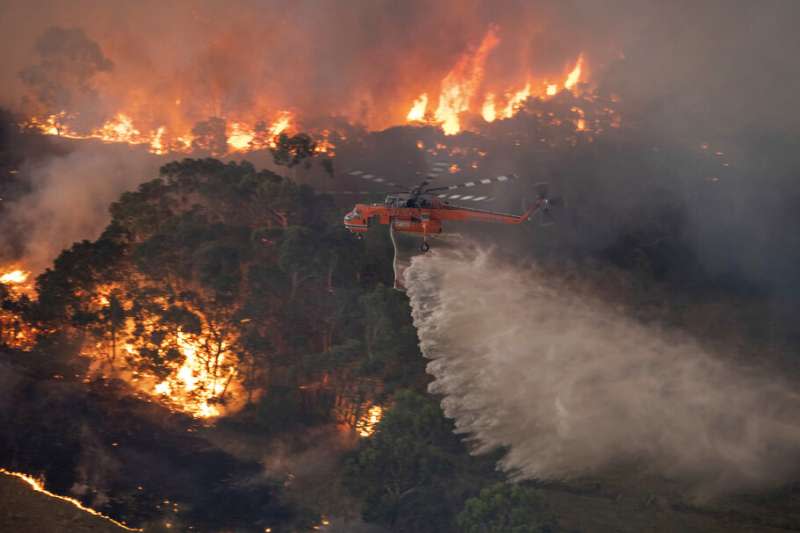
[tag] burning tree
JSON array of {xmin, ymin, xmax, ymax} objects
[{"xmin": 18, "ymin": 157, "xmax": 410, "ymax": 425}]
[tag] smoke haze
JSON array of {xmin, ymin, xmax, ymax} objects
[
  {"xmin": 1, "ymin": 0, "xmax": 796, "ymax": 132},
  {"xmin": 2, "ymin": 0, "xmax": 800, "ymax": 281},
  {"xmin": 406, "ymin": 247, "xmax": 800, "ymax": 496},
  {"xmin": 0, "ymin": 144, "xmax": 158, "ymax": 273}
]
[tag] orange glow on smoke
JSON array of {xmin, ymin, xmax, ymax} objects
[
  {"xmin": 404, "ymin": 26, "xmax": 589, "ymax": 135},
  {"xmin": 21, "ymin": 24, "xmax": 593, "ymax": 147},
  {"xmin": 432, "ymin": 26, "xmax": 500, "ymax": 135}
]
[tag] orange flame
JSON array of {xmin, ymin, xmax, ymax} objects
[
  {"xmin": 0, "ymin": 268, "xmax": 37, "ymax": 349},
  {"xmin": 355, "ymin": 405, "xmax": 383, "ymax": 437},
  {"xmin": 268, "ymin": 111, "xmax": 292, "ymax": 138},
  {"xmin": 502, "ymin": 82, "xmax": 531, "ymax": 119},
  {"xmin": 481, "ymin": 93, "xmax": 497, "ymax": 123},
  {"xmin": 403, "ymin": 31, "xmax": 589, "ymax": 134},
  {"xmin": 433, "ymin": 26, "xmax": 500, "ymax": 135},
  {"xmin": 22, "ymin": 31, "xmax": 594, "ymax": 149},
  {"xmin": 0, "ymin": 269, "xmax": 29, "ymax": 285},
  {"xmin": 83, "ymin": 285, "xmax": 246, "ymax": 419},
  {"xmin": 565, "ymin": 54, "xmax": 583, "ymax": 90},
  {"xmin": 227, "ymin": 122, "xmax": 255, "ymax": 152},
  {"xmin": 24, "ymin": 110, "xmax": 295, "ymax": 156},
  {"xmin": 406, "ymin": 93, "xmax": 428, "ymax": 121},
  {"xmin": 152, "ymin": 331, "xmax": 237, "ymax": 418},
  {"xmin": 0, "ymin": 468, "xmax": 142, "ymax": 531}
]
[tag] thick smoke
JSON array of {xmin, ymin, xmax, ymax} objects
[
  {"xmin": 0, "ymin": 0, "xmax": 600, "ymax": 128},
  {"xmin": 406, "ymin": 247, "xmax": 800, "ymax": 496},
  {"xmin": 19, "ymin": 26, "xmax": 113, "ymax": 122},
  {"xmin": 1, "ymin": 1, "xmax": 797, "ymax": 133},
  {"xmin": 2, "ymin": 0, "xmax": 799, "ymax": 278},
  {"xmin": 0, "ymin": 144, "xmax": 158, "ymax": 273}
]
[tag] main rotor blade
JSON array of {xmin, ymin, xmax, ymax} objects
[
  {"xmin": 435, "ymin": 194, "xmax": 495, "ymax": 203},
  {"xmin": 314, "ymin": 189, "xmax": 397, "ymax": 197},
  {"xmin": 427, "ymin": 160, "xmax": 455, "ymax": 178},
  {"xmin": 316, "ymin": 190, "xmax": 375, "ymax": 195},
  {"xmin": 425, "ymin": 173, "xmax": 518, "ymax": 193},
  {"xmin": 414, "ymin": 160, "xmax": 457, "ymax": 191},
  {"xmin": 343, "ymin": 170, "xmax": 407, "ymax": 190}
]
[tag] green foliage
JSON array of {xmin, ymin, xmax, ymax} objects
[
  {"xmin": 358, "ymin": 286, "xmax": 421, "ymax": 387},
  {"xmin": 271, "ymin": 132, "xmax": 316, "ymax": 168},
  {"xmin": 457, "ymin": 483, "xmax": 561, "ymax": 533},
  {"xmin": 344, "ymin": 390, "xmax": 502, "ymax": 532},
  {"xmin": 28, "ymin": 157, "xmax": 420, "ymax": 433},
  {"xmin": 35, "ymin": 237, "xmax": 125, "ymax": 323}
]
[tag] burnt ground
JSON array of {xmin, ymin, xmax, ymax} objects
[
  {"xmin": 3, "ymin": 347, "xmax": 800, "ymax": 533},
  {"xmin": 0, "ymin": 471, "xmax": 129, "ymax": 533},
  {"xmin": 0, "ymin": 351, "xmax": 304, "ymax": 533}
]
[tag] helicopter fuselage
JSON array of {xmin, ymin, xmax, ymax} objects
[{"xmin": 343, "ymin": 195, "xmax": 541, "ymax": 237}]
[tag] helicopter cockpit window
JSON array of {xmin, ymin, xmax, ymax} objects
[
  {"xmin": 385, "ymin": 196, "xmax": 402, "ymax": 208},
  {"xmin": 345, "ymin": 208, "xmax": 362, "ymax": 220}
]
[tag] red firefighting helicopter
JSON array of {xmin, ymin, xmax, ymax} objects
[{"xmin": 342, "ymin": 163, "xmax": 561, "ymax": 252}]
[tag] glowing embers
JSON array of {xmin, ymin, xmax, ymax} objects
[
  {"xmin": 571, "ymin": 106, "xmax": 586, "ymax": 131},
  {"xmin": 0, "ymin": 468, "xmax": 142, "ymax": 531}
]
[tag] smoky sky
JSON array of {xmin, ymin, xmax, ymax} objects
[
  {"xmin": 1, "ymin": 0, "xmax": 799, "ymax": 293},
  {"xmin": 0, "ymin": 0, "xmax": 797, "ymax": 133}
]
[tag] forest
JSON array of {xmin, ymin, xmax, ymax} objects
[
  {"xmin": 0, "ymin": 122, "xmax": 542, "ymax": 530},
  {"xmin": 2, "ymin": 73, "xmax": 800, "ymax": 531}
]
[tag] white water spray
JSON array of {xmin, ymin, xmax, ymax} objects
[{"xmin": 405, "ymin": 247, "xmax": 800, "ymax": 495}]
